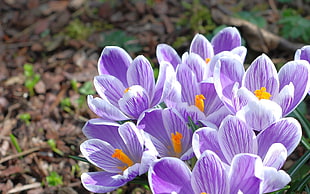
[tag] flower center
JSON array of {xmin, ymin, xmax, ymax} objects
[
  {"xmin": 205, "ymin": 58, "xmax": 211, "ymax": 64},
  {"xmin": 171, "ymin": 132, "xmax": 183, "ymax": 155},
  {"xmin": 112, "ymin": 149, "xmax": 134, "ymax": 170},
  {"xmin": 195, "ymin": 94, "xmax": 206, "ymax": 112},
  {"xmin": 124, "ymin": 87, "xmax": 130, "ymax": 93},
  {"xmin": 254, "ymin": 87, "xmax": 272, "ymax": 100}
]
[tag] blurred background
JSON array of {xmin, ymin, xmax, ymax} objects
[{"xmin": 0, "ymin": 0, "xmax": 309, "ymax": 193}]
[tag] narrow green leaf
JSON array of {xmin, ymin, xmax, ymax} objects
[
  {"xmin": 69, "ymin": 155, "xmax": 91, "ymax": 164},
  {"xmin": 287, "ymin": 149, "xmax": 310, "ymax": 177},
  {"xmin": 10, "ymin": 134, "xmax": 22, "ymax": 153},
  {"xmin": 291, "ymin": 107, "xmax": 310, "ymax": 138}
]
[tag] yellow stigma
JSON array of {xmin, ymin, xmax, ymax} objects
[
  {"xmin": 254, "ymin": 87, "xmax": 272, "ymax": 100},
  {"xmin": 201, "ymin": 193, "xmax": 208, "ymax": 194},
  {"xmin": 195, "ymin": 94, "xmax": 206, "ymax": 112},
  {"xmin": 112, "ymin": 149, "xmax": 134, "ymax": 169},
  {"xmin": 205, "ymin": 58, "xmax": 211, "ymax": 64},
  {"xmin": 124, "ymin": 87, "xmax": 130, "ymax": 93},
  {"xmin": 171, "ymin": 132, "xmax": 183, "ymax": 155}
]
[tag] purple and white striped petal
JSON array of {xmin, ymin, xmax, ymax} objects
[
  {"xmin": 127, "ymin": 55, "xmax": 155, "ymax": 98},
  {"xmin": 182, "ymin": 52, "xmax": 207, "ymax": 82},
  {"xmin": 294, "ymin": 45, "xmax": 310, "ymax": 62},
  {"xmin": 257, "ymin": 117, "xmax": 302, "ymax": 158},
  {"xmin": 189, "ymin": 33, "xmax": 214, "ymax": 60},
  {"xmin": 98, "ymin": 46, "xmax": 132, "ymax": 87},
  {"xmin": 156, "ymin": 44, "xmax": 181, "ymax": 69},
  {"xmin": 176, "ymin": 63, "xmax": 200, "ymax": 105},
  {"xmin": 218, "ymin": 115, "xmax": 258, "ymax": 163},
  {"xmin": 236, "ymin": 99, "xmax": 282, "ymax": 131},
  {"xmin": 214, "ymin": 56, "xmax": 245, "ymax": 112},
  {"xmin": 191, "ymin": 150, "xmax": 229, "ymax": 194},
  {"xmin": 87, "ymin": 95, "xmax": 130, "ymax": 121},
  {"xmin": 231, "ymin": 46, "xmax": 247, "ymax": 63},
  {"xmin": 200, "ymin": 81, "xmax": 224, "ymax": 116},
  {"xmin": 118, "ymin": 85, "xmax": 150, "ymax": 118},
  {"xmin": 94, "ymin": 74, "xmax": 126, "ymax": 106},
  {"xmin": 192, "ymin": 127, "xmax": 226, "ymax": 162},
  {"xmin": 229, "ymin": 154, "xmax": 264, "ymax": 194},
  {"xmin": 277, "ymin": 60, "xmax": 310, "ymax": 116},
  {"xmin": 118, "ymin": 122, "xmax": 144, "ymax": 163},
  {"xmin": 242, "ymin": 54, "xmax": 279, "ymax": 96},
  {"xmin": 262, "ymin": 143, "xmax": 287, "ymax": 170},
  {"xmin": 211, "ymin": 27, "xmax": 242, "ymax": 54},
  {"xmin": 148, "ymin": 157, "xmax": 194, "ymax": 194},
  {"xmin": 262, "ymin": 167, "xmax": 291, "ymax": 193},
  {"xmin": 81, "ymin": 170, "xmax": 138, "ymax": 193},
  {"xmin": 152, "ymin": 61, "xmax": 178, "ymax": 106},
  {"xmin": 272, "ymin": 83, "xmax": 294, "ymax": 116}
]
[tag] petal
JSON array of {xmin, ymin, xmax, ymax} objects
[
  {"xmin": 94, "ymin": 75, "xmax": 126, "ymax": 106},
  {"xmin": 153, "ymin": 61, "xmax": 178, "ymax": 106},
  {"xmin": 148, "ymin": 157, "xmax": 194, "ymax": 194},
  {"xmin": 214, "ymin": 55, "xmax": 245, "ymax": 112},
  {"xmin": 200, "ymin": 81, "xmax": 224, "ymax": 116},
  {"xmin": 192, "ymin": 127, "xmax": 226, "ymax": 162},
  {"xmin": 232, "ymin": 86, "xmax": 258, "ymax": 112},
  {"xmin": 205, "ymin": 105, "xmax": 231, "ymax": 128},
  {"xmin": 218, "ymin": 115, "xmax": 258, "ymax": 163},
  {"xmin": 231, "ymin": 46, "xmax": 247, "ymax": 62},
  {"xmin": 229, "ymin": 154, "xmax": 264, "ymax": 194},
  {"xmin": 294, "ymin": 45, "xmax": 310, "ymax": 62},
  {"xmin": 211, "ymin": 27, "xmax": 242, "ymax": 54},
  {"xmin": 182, "ymin": 52, "xmax": 207, "ymax": 82},
  {"xmin": 87, "ymin": 95, "xmax": 130, "ymax": 121},
  {"xmin": 80, "ymin": 139, "xmax": 123, "ymax": 173},
  {"xmin": 273, "ymin": 83, "xmax": 294, "ymax": 116},
  {"xmin": 263, "ymin": 143, "xmax": 287, "ymax": 169},
  {"xmin": 98, "ymin": 46, "xmax": 132, "ymax": 86},
  {"xmin": 278, "ymin": 60, "xmax": 310, "ymax": 116},
  {"xmin": 118, "ymin": 85, "xmax": 150, "ymax": 118},
  {"xmin": 176, "ymin": 63, "xmax": 200, "ymax": 104},
  {"xmin": 81, "ymin": 171, "xmax": 134, "ymax": 193},
  {"xmin": 242, "ymin": 54, "xmax": 279, "ymax": 96},
  {"xmin": 236, "ymin": 99, "xmax": 282, "ymax": 131},
  {"xmin": 191, "ymin": 150, "xmax": 229, "ymax": 194},
  {"xmin": 262, "ymin": 167, "xmax": 291, "ymax": 193},
  {"xmin": 189, "ymin": 33, "xmax": 214, "ymax": 60},
  {"xmin": 127, "ymin": 55, "xmax": 155, "ymax": 98},
  {"xmin": 156, "ymin": 44, "xmax": 181, "ymax": 69},
  {"xmin": 257, "ymin": 117, "xmax": 302, "ymax": 158},
  {"xmin": 174, "ymin": 102, "xmax": 206, "ymax": 125}
]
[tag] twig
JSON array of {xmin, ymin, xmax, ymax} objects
[
  {"xmin": 8, "ymin": 182, "xmax": 41, "ymax": 193},
  {"xmin": 0, "ymin": 147, "xmax": 45, "ymax": 164}
]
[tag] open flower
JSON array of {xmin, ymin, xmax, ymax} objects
[
  {"xmin": 214, "ymin": 53, "xmax": 310, "ymax": 116},
  {"xmin": 137, "ymin": 108, "xmax": 194, "ymax": 160},
  {"xmin": 148, "ymin": 151, "xmax": 290, "ymax": 194},
  {"xmin": 88, "ymin": 46, "xmax": 176, "ymax": 121},
  {"xmin": 80, "ymin": 119, "xmax": 157, "ymax": 193}
]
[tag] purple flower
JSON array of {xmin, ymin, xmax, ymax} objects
[
  {"xmin": 80, "ymin": 119, "xmax": 156, "ymax": 193},
  {"xmin": 214, "ymin": 53, "xmax": 310, "ymax": 116},
  {"xmin": 137, "ymin": 108, "xmax": 194, "ymax": 160},
  {"xmin": 193, "ymin": 113, "xmax": 301, "ymax": 166},
  {"xmin": 88, "ymin": 46, "xmax": 176, "ymax": 121},
  {"xmin": 148, "ymin": 151, "xmax": 290, "ymax": 194}
]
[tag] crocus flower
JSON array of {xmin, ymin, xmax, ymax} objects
[
  {"xmin": 192, "ymin": 110, "xmax": 301, "ymax": 166},
  {"xmin": 80, "ymin": 119, "xmax": 157, "ymax": 193},
  {"xmin": 214, "ymin": 53, "xmax": 310, "ymax": 116},
  {"xmin": 156, "ymin": 27, "xmax": 246, "ymax": 71},
  {"xmin": 88, "ymin": 46, "xmax": 176, "ymax": 121},
  {"xmin": 137, "ymin": 107, "xmax": 194, "ymax": 160},
  {"xmin": 148, "ymin": 150, "xmax": 290, "ymax": 194}
]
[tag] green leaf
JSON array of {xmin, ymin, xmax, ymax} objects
[
  {"xmin": 68, "ymin": 155, "xmax": 91, "ymax": 164},
  {"xmin": 46, "ymin": 171, "xmax": 63, "ymax": 186},
  {"xmin": 10, "ymin": 134, "xmax": 22, "ymax": 154}
]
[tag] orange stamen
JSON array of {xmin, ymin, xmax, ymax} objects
[
  {"xmin": 171, "ymin": 132, "xmax": 183, "ymax": 154},
  {"xmin": 195, "ymin": 94, "xmax": 206, "ymax": 112},
  {"xmin": 112, "ymin": 149, "xmax": 134, "ymax": 170},
  {"xmin": 254, "ymin": 87, "xmax": 272, "ymax": 100}
]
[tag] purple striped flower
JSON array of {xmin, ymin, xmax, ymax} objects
[
  {"xmin": 148, "ymin": 151, "xmax": 290, "ymax": 194},
  {"xmin": 88, "ymin": 46, "xmax": 176, "ymax": 121},
  {"xmin": 80, "ymin": 119, "xmax": 157, "ymax": 193},
  {"xmin": 214, "ymin": 53, "xmax": 310, "ymax": 116}
]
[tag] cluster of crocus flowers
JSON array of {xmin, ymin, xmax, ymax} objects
[{"xmin": 79, "ymin": 26, "xmax": 310, "ymax": 193}]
